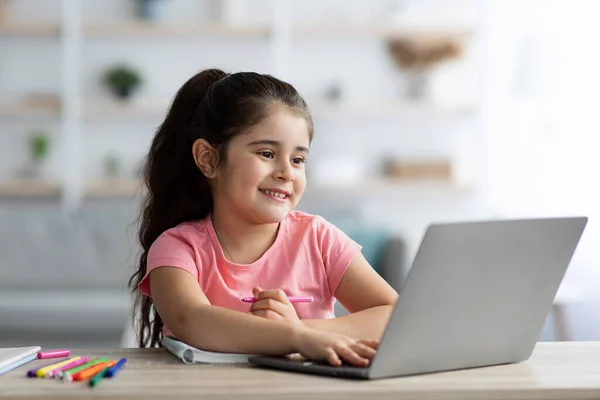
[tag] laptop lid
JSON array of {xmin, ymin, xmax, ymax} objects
[{"xmin": 368, "ymin": 217, "xmax": 587, "ymax": 379}]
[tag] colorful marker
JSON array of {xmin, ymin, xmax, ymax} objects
[
  {"xmin": 105, "ymin": 358, "xmax": 127, "ymax": 378},
  {"xmin": 27, "ymin": 359, "xmax": 67, "ymax": 378},
  {"xmin": 58, "ymin": 358, "xmax": 108, "ymax": 380},
  {"xmin": 38, "ymin": 349, "xmax": 70, "ymax": 359},
  {"xmin": 45, "ymin": 357, "xmax": 88, "ymax": 378},
  {"xmin": 88, "ymin": 367, "xmax": 110, "ymax": 388},
  {"xmin": 69, "ymin": 360, "xmax": 116, "ymax": 382},
  {"xmin": 36, "ymin": 357, "xmax": 79, "ymax": 378}
]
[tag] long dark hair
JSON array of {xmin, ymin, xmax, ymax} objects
[{"xmin": 129, "ymin": 69, "xmax": 314, "ymax": 347}]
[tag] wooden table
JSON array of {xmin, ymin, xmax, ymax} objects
[{"xmin": 2, "ymin": 342, "xmax": 600, "ymax": 399}]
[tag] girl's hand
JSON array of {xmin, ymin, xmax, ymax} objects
[
  {"xmin": 249, "ymin": 287, "xmax": 302, "ymax": 325},
  {"xmin": 294, "ymin": 326, "xmax": 379, "ymax": 367}
]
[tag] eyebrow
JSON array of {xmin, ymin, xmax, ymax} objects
[{"xmin": 246, "ymin": 140, "xmax": 309, "ymax": 153}]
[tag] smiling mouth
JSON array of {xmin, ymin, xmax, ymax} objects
[{"xmin": 259, "ymin": 189, "xmax": 289, "ymax": 201}]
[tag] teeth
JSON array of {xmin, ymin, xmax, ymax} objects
[{"xmin": 262, "ymin": 190, "xmax": 287, "ymax": 198}]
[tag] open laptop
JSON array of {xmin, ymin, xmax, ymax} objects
[{"xmin": 249, "ymin": 217, "xmax": 588, "ymax": 379}]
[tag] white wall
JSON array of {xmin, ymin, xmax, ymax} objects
[{"xmin": 482, "ymin": 0, "xmax": 600, "ymax": 303}]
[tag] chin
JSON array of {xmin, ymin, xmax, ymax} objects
[{"xmin": 253, "ymin": 207, "xmax": 291, "ymax": 224}]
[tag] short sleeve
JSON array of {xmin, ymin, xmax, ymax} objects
[
  {"xmin": 315, "ymin": 216, "xmax": 362, "ymax": 295},
  {"xmin": 138, "ymin": 227, "xmax": 199, "ymax": 297}
]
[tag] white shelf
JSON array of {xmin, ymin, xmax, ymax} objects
[
  {"xmin": 84, "ymin": 178, "xmax": 145, "ymax": 198},
  {"xmin": 0, "ymin": 103, "xmax": 60, "ymax": 118},
  {"xmin": 0, "ymin": 180, "xmax": 62, "ymax": 198},
  {"xmin": 293, "ymin": 22, "xmax": 474, "ymax": 39},
  {"xmin": 309, "ymin": 99, "xmax": 477, "ymax": 117},
  {"xmin": 0, "ymin": 23, "xmax": 60, "ymax": 37},
  {"xmin": 0, "ymin": 179, "xmax": 147, "ymax": 199},
  {"xmin": 305, "ymin": 179, "xmax": 472, "ymax": 197},
  {"xmin": 83, "ymin": 22, "xmax": 270, "ymax": 38},
  {"xmin": 84, "ymin": 100, "xmax": 169, "ymax": 119},
  {"xmin": 0, "ymin": 21, "xmax": 472, "ymax": 40},
  {"xmin": 0, "ymin": 178, "xmax": 470, "ymax": 200},
  {"xmin": 81, "ymin": 98, "xmax": 476, "ymax": 120}
]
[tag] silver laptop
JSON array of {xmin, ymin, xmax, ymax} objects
[{"xmin": 249, "ymin": 217, "xmax": 588, "ymax": 379}]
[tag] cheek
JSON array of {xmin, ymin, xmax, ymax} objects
[
  {"xmin": 295, "ymin": 171, "xmax": 307, "ymax": 191},
  {"xmin": 231, "ymin": 160, "xmax": 264, "ymax": 186}
]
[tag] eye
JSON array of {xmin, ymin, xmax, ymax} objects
[
  {"xmin": 291, "ymin": 156, "xmax": 307, "ymax": 165},
  {"xmin": 259, "ymin": 151, "xmax": 274, "ymax": 159}
]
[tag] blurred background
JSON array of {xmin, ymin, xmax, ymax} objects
[{"xmin": 0, "ymin": 0, "xmax": 598, "ymax": 348}]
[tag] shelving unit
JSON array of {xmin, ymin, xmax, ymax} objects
[{"xmin": 0, "ymin": 0, "xmax": 481, "ymax": 210}]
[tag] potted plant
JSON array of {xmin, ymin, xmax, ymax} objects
[
  {"xmin": 27, "ymin": 130, "xmax": 50, "ymax": 177},
  {"xmin": 103, "ymin": 153, "xmax": 122, "ymax": 178},
  {"xmin": 103, "ymin": 65, "xmax": 142, "ymax": 100}
]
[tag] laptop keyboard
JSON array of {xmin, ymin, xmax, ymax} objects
[{"xmin": 300, "ymin": 360, "xmax": 368, "ymax": 368}]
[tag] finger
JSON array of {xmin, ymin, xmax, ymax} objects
[
  {"xmin": 336, "ymin": 345, "xmax": 370, "ymax": 367},
  {"xmin": 252, "ymin": 286, "xmax": 263, "ymax": 297},
  {"xmin": 357, "ymin": 339, "xmax": 380, "ymax": 350},
  {"xmin": 254, "ymin": 289, "xmax": 289, "ymax": 303},
  {"xmin": 350, "ymin": 342, "xmax": 377, "ymax": 360},
  {"xmin": 251, "ymin": 309, "xmax": 282, "ymax": 320},
  {"xmin": 249, "ymin": 298, "xmax": 287, "ymax": 315},
  {"xmin": 326, "ymin": 349, "xmax": 342, "ymax": 367}
]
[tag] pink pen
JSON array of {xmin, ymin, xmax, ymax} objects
[
  {"xmin": 241, "ymin": 296, "xmax": 313, "ymax": 303},
  {"xmin": 38, "ymin": 349, "xmax": 70, "ymax": 359}
]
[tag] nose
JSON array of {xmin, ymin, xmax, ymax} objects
[{"xmin": 275, "ymin": 160, "xmax": 295, "ymax": 182}]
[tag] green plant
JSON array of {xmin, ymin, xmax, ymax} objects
[
  {"xmin": 29, "ymin": 131, "xmax": 50, "ymax": 164},
  {"xmin": 103, "ymin": 65, "xmax": 142, "ymax": 99}
]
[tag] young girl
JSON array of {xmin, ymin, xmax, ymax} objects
[{"xmin": 129, "ymin": 69, "xmax": 398, "ymax": 367}]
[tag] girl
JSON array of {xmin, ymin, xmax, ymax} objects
[{"xmin": 129, "ymin": 69, "xmax": 398, "ymax": 367}]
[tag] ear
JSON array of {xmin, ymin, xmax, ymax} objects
[{"xmin": 192, "ymin": 139, "xmax": 218, "ymax": 178}]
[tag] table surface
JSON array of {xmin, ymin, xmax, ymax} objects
[{"xmin": 2, "ymin": 342, "xmax": 600, "ymax": 400}]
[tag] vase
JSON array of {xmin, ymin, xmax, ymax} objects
[
  {"xmin": 113, "ymin": 86, "xmax": 134, "ymax": 100},
  {"xmin": 136, "ymin": 0, "xmax": 168, "ymax": 21},
  {"xmin": 404, "ymin": 69, "xmax": 432, "ymax": 100}
]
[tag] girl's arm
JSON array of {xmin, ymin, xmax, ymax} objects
[
  {"xmin": 250, "ymin": 252, "xmax": 398, "ymax": 339},
  {"xmin": 149, "ymin": 267, "xmax": 378, "ymax": 366},
  {"xmin": 302, "ymin": 252, "xmax": 399, "ymax": 339}
]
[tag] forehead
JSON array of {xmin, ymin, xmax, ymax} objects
[{"xmin": 242, "ymin": 107, "xmax": 310, "ymax": 146}]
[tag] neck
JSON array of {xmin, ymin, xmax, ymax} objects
[{"xmin": 211, "ymin": 204, "xmax": 280, "ymax": 263}]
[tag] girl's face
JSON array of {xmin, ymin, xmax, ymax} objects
[{"xmin": 213, "ymin": 106, "xmax": 311, "ymax": 225}]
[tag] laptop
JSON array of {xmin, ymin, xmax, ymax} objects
[{"xmin": 249, "ymin": 217, "xmax": 588, "ymax": 379}]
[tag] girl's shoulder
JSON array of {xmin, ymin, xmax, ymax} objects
[
  {"xmin": 284, "ymin": 210, "xmax": 331, "ymax": 232},
  {"xmin": 155, "ymin": 217, "xmax": 212, "ymax": 246},
  {"xmin": 285, "ymin": 210, "xmax": 321, "ymax": 225}
]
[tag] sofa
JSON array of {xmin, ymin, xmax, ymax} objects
[{"xmin": 0, "ymin": 200, "xmax": 409, "ymax": 348}]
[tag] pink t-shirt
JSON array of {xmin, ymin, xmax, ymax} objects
[{"xmin": 138, "ymin": 210, "xmax": 362, "ymax": 337}]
